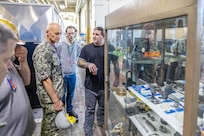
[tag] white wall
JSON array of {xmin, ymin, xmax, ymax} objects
[
  {"xmin": 80, "ymin": 5, "xmax": 87, "ymax": 34},
  {"xmin": 61, "ymin": 0, "xmax": 132, "ymax": 34},
  {"xmin": 93, "ymin": 0, "xmax": 132, "ymax": 28}
]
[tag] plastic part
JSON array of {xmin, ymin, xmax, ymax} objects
[{"xmin": 55, "ymin": 109, "xmax": 72, "ymax": 129}]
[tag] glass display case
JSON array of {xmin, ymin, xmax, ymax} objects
[{"xmin": 104, "ymin": 0, "xmax": 203, "ymax": 136}]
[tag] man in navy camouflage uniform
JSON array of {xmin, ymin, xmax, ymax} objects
[{"xmin": 32, "ymin": 23, "xmax": 64, "ymax": 136}]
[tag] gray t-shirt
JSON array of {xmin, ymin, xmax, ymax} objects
[{"xmin": 0, "ymin": 67, "xmax": 36, "ymax": 136}]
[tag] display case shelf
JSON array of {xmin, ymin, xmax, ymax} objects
[
  {"xmin": 129, "ymin": 111, "xmax": 178, "ymax": 136},
  {"xmin": 128, "ymin": 86, "xmax": 183, "ymax": 135},
  {"xmin": 110, "ymin": 52, "xmax": 186, "ymax": 64}
]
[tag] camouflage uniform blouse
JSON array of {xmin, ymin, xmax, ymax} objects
[{"xmin": 32, "ymin": 41, "xmax": 64, "ymax": 104}]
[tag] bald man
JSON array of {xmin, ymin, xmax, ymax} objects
[{"xmin": 32, "ymin": 23, "xmax": 64, "ymax": 136}]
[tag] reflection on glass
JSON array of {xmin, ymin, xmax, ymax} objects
[
  {"xmin": 198, "ymin": 21, "xmax": 204, "ymax": 135},
  {"xmin": 107, "ymin": 16, "xmax": 187, "ymax": 136}
]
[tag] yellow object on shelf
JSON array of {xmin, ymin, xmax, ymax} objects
[
  {"xmin": 136, "ymin": 96, "xmax": 141, "ymax": 101},
  {"xmin": 129, "ymin": 91, "xmax": 135, "ymax": 96}
]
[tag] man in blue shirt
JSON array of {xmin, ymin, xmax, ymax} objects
[{"xmin": 57, "ymin": 26, "xmax": 81, "ymax": 118}]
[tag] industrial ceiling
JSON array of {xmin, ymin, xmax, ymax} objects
[{"xmin": 2, "ymin": 0, "xmax": 85, "ymax": 13}]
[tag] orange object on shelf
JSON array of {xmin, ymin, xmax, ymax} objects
[
  {"xmin": 144, "ymin": 52, "xmax": 148, "ymax": 57},
  {"xmin": 143, "ymin": 51, "xmax": 161, "ymax": 57}
]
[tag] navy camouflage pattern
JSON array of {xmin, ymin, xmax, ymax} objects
[
  {"xmin": 32, "ymin": 41, "xmax": 64, "ymax": 104},
  {"xmin": 41, "ymin": 103, "xmax": 59, "ymax": 136}
]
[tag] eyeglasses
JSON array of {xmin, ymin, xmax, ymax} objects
[{"xmin": 67, "ymin": 32, "xmax": 75, "ymax": 35}]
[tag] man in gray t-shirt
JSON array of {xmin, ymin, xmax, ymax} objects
[
  {"xmin": 0, "ymin": 66, "xmax": 36, "ymax": 136},
  {"xmin": 0, "ymin": 20, "xmax": 35, "ymax": 136}
]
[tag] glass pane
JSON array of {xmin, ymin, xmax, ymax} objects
[
  {"xmin": 198, "ymin": 10, "xmax": 204, "ymax": 135},
  {"xmin": 107, "ymin": 15, "xmax": 187, "ymax": 136},
  {"xmin": 107, "ymin": 28, "xmax": 132, "ymax": 136}
]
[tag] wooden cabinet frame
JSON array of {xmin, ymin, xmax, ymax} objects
[{"xmin": 104, "ymin": 0, "xmax": 203, "ymax": 135}]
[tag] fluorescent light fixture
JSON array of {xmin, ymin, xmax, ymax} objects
[
  {"xmin": 17, "ymin": 0, "xmax": 23, "ymax": 3},
  {"xmin": 59, "ymin": 4, "xmax": 65, "ymax": 9}
]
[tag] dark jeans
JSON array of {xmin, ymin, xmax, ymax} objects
[
  {"xmin": 84, "ymin": 88, "xmax": 104, "ymax": 136},
  {"xmin": 62, "ymin": 73, "xmax": 76, "ymax": 113}
]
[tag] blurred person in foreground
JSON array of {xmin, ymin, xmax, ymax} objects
[
  {"xmin": 0, "ymin": 21, "xmax": 36, "ymax": 136},
  {"xmin": 78, "ymin": 26, "xmax": 105, "ymax": 136},
  {"xmin": 32, "ymin": 23, "xmax": 64, "ymax": 136},
  {"xmin": 57, "ymin": 26, "xmax": 81, "ymax": 119}
]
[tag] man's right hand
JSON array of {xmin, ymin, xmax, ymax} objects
[{"xmin": 87, "ymin": 63, "xmax": 98, "ymax": 73}]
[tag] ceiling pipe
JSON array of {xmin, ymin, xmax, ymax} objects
[
  {"xmin": 53, "ymin": 0, "xmax": 60, "ymax": 13},
  {"xmin": 40, "ymin": 0, "xmax": 47, "ymax": 4},
  {"xmin": 17, "ymin": 0, "xmax": 24, "ymax": 2},
  {"xmin": 45, "ymin": 0, "xmax": 50, "ymax": 4},
  {"xmin": 64, "ymin": 0, "xmax": 68, "ymax": 8},
  {"xmin": 28, "ymin": 0, "xmax": 32, "ymax": 2},
  {"xmin": 31, "ymin": 0, "xmax": 40, "ymax": 3},
  {"xmin": 35, "ymin": 0, "xmax": 40, "ymax": 3},
  {"xmin": 76, "ymin": 0, "xmax": 84, "ymax": 13}
]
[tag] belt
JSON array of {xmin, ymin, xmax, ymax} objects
[{"xmin": 63, "ymin": 72, "xmax": 75, "ymax": 76}]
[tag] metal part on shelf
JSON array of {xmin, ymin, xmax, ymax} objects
[
  {"xmin": 174, "ymin": 132, "xmax": 182, "ymax": 136},
  {"xmin": 111, "ymin": 87, "xmax": 127, "ymax": 96},
  {"xmin": 125, "ymin": 71, "xmax": 136, "ymax": 89},
  {"xmin": 168, "ymin": 94, "xmax": 180, "ymax": 109},
  {"xmin": 162, "ymin": 80, "xmax": 175, "ymax": 99},
  {"xmin": 116, "ymin": 88, "xmax": 127, "ymax": 96},
  {"xmin": 159, "ymin": 125, "xmax": 168, "ymax": 133},
  {"xmin": 142, "ymin": 117, "xmax": 157, "ymax": 131},
  {"xmin": 110, "ymin": 123, "xmax": 124, "ymax": 136},
  {"xmin": 124, "ymin": 96, "xmax": 136, "ymax": 104},
  {"xmin": 131, "ymin": 111, "xmax": 177, "ymax": 136},
  {"xmin": 136, "ymin": 116, "xmax": 149, "ymax": 133},
  {"xmin": 149, "ymin": 133, "xmax": 159, "ymax": 136},
  {"xmin": 160, "ymin": 118, "xmax": 168, "ymax": 125}
]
